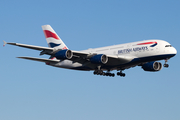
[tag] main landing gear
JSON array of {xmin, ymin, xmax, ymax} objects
[
  {"xmin": 117, "ymin": 71, "xmax": 126, "ymax": 77},
  {"xmin": 93, "ymin": 66, "xmax": 126, "ymax": 77},
  {"xmin": 164, "ymin": 59, "xmax": 169, "ymax": 68},
  {"xmin": 93, "ymin": 70, "xmax": 126, "ymax": 77},
  {"xmin": 93, "ymin": 70, "xmax": 115, "ymax": 77},
  {"xmin": 93, "ymin": 66, "xmax": 115, "ymax": 77}
]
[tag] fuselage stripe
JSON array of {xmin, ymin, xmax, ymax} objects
[{"xmin": 137, "ymin": 42, "xmax": 157, "ymax": 45}]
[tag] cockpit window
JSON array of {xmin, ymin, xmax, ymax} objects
[{"xmin": 165, "ymin": 45, "xmax": 172, "ymax": 47}]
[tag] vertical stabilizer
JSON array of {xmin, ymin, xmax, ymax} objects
[{"xmin": 42, "ymin": 25, "xmax": 68, "ymax": 49}]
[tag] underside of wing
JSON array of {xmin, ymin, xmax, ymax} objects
[{"xmin": 70, "ymin": 50, "xmax": 94, "ymax": 64}]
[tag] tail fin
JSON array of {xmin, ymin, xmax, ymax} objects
[{"xmin": 42, "ymin": 25, "xmax": 68, "ymax": 49}]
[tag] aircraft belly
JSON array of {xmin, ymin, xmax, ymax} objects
[{"xmin": 49, "ymin": 53, "xmax": 175, "ymax": 71}]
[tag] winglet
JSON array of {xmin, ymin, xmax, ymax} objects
[{"xmin": 3, "ymin": 40, "xmax": 7, "ymax": 47}]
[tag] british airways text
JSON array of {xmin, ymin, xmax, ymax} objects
[{"xmin": 118, "ymin": 46, "xmax": 148, "ymax": 54}]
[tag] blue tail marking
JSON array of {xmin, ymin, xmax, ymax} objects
[{"xmin": 49, "ymin": 43, "xmax": 61, "ymax": 48}]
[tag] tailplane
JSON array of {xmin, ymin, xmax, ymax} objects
[{"xmin": 42, "ymin": 25, "xmax": 68, "ymax": 50}]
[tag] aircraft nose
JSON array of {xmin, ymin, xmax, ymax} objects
[{"xmin": 172, "ymin": 47, "xmax": 177, "ymax": 55}]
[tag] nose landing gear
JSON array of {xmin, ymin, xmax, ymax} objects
[{"xmin": 164, "ymin": 59, "xmax": 169, "ymax": 68}]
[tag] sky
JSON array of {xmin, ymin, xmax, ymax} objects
[{"xmin": 0, "ymin": 0, "xmax": 180, "ymax": 120}]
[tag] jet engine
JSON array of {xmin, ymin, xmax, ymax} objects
[
  {"xmin": 142, "ymin": 61, "xmax": 162, "ymax": 72},
  {"xmin": 90, "ymin": 54, "xmax": 108, "ymax": 64},
  {"xmin": 55, "ymin": 49, "xmax": 73, "ymax": 59}
]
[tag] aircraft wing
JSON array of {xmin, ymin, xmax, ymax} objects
[
  {"xmin": 17, "ymin": 56, "xmax": 60, "ymax": 63},
  {"xmin": 17, "ymin": 50, "xmax": 133, "ymax": 66},
  {"xmin": 106, "ymin": 55, "xmax": 133, "ymax": 65},
  {"xmin": 18, "ymin": 52, "xmax": 133, "ymax": 67},
  {"xmin": 72, "ymin": 50, "xmax": 134, "ymax": 65},
  {"xmin": 4, "ymin": 41, "xmax": 134, "ymax": 65}
]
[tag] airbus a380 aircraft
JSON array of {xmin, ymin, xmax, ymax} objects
[{"xmin": 3, "ymin": 25, "xmax": 177, "ymax": 77}]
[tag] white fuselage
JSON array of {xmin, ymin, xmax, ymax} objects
[{"xmin": 50, "ymin": 39, "xmax": 177, "ymax": 71}]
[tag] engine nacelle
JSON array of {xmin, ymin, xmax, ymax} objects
[
  {"xmin": 142, "ymin": 61, "xmax": 162, "ymax": 72},
  {"xmin": 90, "ymin": 54, "xmax": 108, "ymax": 64},
  {"xmin": 55, "ymin": 49, "xmax": 73, "ymax": 59}
]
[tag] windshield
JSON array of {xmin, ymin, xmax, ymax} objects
[{"xmin": 165, "ymin": 45, "xmax": 172, "ymax": 47}]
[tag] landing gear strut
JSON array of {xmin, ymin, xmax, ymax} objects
[
  {"xmin": 164, "ymin": 59, "xmax": 169, "ymax": 68},
  {"xmin": 117, "ymin": 70, "xmax": 126, "ymax": 77},
  {"xmin": 93, "ymin": 69, "xmax": 103, "ymax": 75}
]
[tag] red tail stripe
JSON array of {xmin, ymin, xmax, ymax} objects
[
  {"xmin": 137, "ymin": 42, "xmax": 157, "ymax": 45},
  {"xmin": 43, "ymin": 30, "xmax": 59, "ymax": 40}
]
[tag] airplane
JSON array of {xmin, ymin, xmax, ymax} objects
[{"xmin": 3, "ymin": 25, "xmax": 177, "ymax": 77}]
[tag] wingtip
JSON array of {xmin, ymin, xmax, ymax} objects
[
  {"xmin": 17, "ymin": 57, "xmax": 24, "ymax": 59},
  {"xmin": 3, "ymin": 40, "xmax": 7, "ymax": 47}
]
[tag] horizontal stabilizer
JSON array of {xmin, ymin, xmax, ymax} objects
[{"xmin": 17, "ymin": 56, "xmax": 60, "ymax": 63}]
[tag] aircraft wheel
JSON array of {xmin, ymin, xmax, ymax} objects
[
  {"xmin": 109, "ymin": 74, "xmax": 113, "ymax": 77},
  {"xmin": 122, "ymin": 73, "xmax": 125, "ymax": 77},
  {"xmin": 93, "ymin": 70, "xmax": 99, "ymax": 75},
  {"xmin": 102, "ymin": 72, "xmax": 106, "ymax": 76},
  {"xmin": 164, "ymin": 64, "xmax": 169, "ymax": 68},
  {"xmin": 106, "ymin": 73, "xmax": 110, "ymax": 76},
  {"xmin": 117, "ymin": 72, "xmax": 120, "ymax": 76},
  {"xmin": 117, "ymin": 72, "xmax": 126, "ymax": 77}
]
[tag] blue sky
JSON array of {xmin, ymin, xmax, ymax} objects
[{"xmin": 1, "ymin": 0, "xmax": 180, "ymax": 120}]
